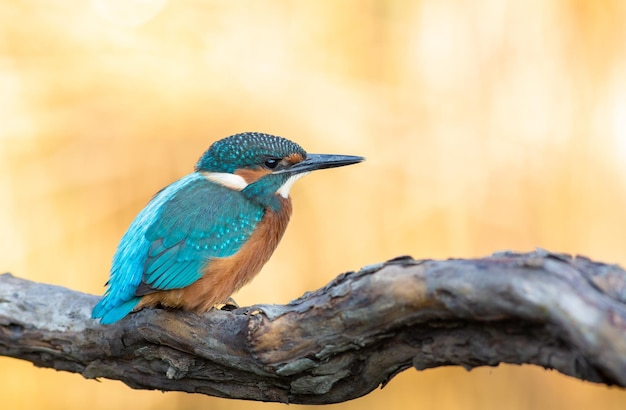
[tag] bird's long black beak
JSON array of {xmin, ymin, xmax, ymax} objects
[{"xmin": 278, "ymin": 153, "xmax": 364, "ymax": 175}]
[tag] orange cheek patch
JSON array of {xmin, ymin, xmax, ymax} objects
[
  {"xmin": 284, "ymin": 153, "xmax": 304, "ymax": 165},
  {"xmin": 235, "ymin": 167, "xmax": 272, "ymax": 184}
]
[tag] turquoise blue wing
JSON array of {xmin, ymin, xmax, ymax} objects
[
  {"xmin": 92, "ymin": 173, "xmax": 264, "ymax": 324},
  {"xmin": 138, "ymin": 177, "xmax": 264, "ymax": 294}
]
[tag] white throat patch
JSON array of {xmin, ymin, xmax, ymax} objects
[
  {"xmin": 202, "ymin": 171, "xmax": 309, "ymax": 198},
  {"xmin": 277, "ymin": 172, "xmax": 310, "ymax": 198},
  {"xmin": 201, "ymin": 172, "xmax": 249, "ymax": 191}
]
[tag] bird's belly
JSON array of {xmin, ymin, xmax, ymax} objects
[
  {"xmin": 137, "ymin": 196, "xmax": 292, "ymax": 314},
  {"xmin": 137, "ymin": 261, "xmax": 255, "ymax": 312}
]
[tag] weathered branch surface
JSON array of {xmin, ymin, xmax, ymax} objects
[{"xmin": 1, "ymin": 250, "xmax": 625, "ymax": 403}]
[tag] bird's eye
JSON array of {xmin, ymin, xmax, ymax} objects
[{"xmin": 264, "ymin": 158, "xmax": 280, "ymax": 169}]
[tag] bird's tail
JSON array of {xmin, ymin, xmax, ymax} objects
[{"xmin": 92, "ymin": 296, "xmax": 141, "ymax": 325}]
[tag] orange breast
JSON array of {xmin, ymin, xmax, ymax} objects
[{"xmin": 137, "ymin": 196, "xmax": 293, "ymax": 313}]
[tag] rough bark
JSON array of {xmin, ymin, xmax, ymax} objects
[{"xmin": 0, "ymin": 250, "xmax": 625, "ymax": 404}]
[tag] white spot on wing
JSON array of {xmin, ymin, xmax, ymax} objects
[
  {"xmin": 201, "ymin": 171, "xmax": 249, "ymax": 191},
  {"xmin": 277, "ymin": 172, "xmax": 310, "ymax": 198}
]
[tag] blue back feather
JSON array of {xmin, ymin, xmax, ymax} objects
[{"xmin": 92, "ymin": 172, "xmax": 264, "ymax": 324}]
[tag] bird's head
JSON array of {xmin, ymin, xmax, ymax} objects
[{"xmin": 195, "ymin": 132, "xmax": 363, "ymax": 209}]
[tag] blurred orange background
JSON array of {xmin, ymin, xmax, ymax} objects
[{"xmin": 2, "ymin": 0, "xmax": 626, "ymax": 409}]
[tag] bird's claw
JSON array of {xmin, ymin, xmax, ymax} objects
[{"xmin": 219, "ymin": 297, "xmax": 239, "ymax": 311}]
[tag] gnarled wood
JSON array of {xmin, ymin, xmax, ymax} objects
[{"xmin": 1, "ymin": 250, "xmax": 625, "ymax": 404}]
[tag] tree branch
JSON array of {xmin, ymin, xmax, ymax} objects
[{"xmin": 1, "ymin": 250, "xmax": 625, "ymax": 403}]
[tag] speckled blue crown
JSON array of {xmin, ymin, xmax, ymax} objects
[{"xmin": 196, "ymin": 132, "xmax": 306, "ymax": 173}]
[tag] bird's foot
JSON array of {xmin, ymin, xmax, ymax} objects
[{"xmin": 219, "ymin": 297, "xmax": 239, "ymax": 311}]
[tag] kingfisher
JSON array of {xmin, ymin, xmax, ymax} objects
[{"xmin": 92, "ymin": 132, "xmax": 363, "ymax": 324}]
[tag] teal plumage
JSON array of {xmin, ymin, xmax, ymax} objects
[
  {"xmin": 92, "ymin": 132, "xmax": 363, "ymax": 324},
  {"xmin": 196, "ymin": 133, "xmax": 304, "ymax": 173},
  {"xmin": 142, "ymin": 179, "xmax": 264, "ymax": 289},
  {"xmin": 92, "ymin": 173, "xmax": 264, "ymax": 324}
]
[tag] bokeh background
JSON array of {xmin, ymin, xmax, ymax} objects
[{"xmin": 1, "ymin": 0, "xmax": 626, "ymax": 409}]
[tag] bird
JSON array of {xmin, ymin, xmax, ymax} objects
[{"xmin": 92, "ymin": 132, "xmax": 363, "ymax": 324}]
